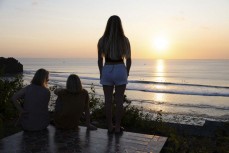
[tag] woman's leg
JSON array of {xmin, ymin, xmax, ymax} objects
[
  {"xmin": 103, "ymin": 85, "xmax": 114, "ymax": 131},
  {"xmin": 114, "ymin": 84, "xmax": 126, "ymax": 132}
]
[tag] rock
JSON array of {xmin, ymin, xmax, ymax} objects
[{"xmin": 0, "ymin": 57, "xmax": 23, "ymax": 74}]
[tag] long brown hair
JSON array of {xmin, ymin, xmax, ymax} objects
[
  {"xmin": 98, "ymin": 15, "xmax": 130, "ymax": 59},
  {"xmin": 66, "ymin": 74, "xmax": 83, "ymax": 93},
  {"xmin": 31, "ymin": 68, "xmax": 49, "ymax": 87}
]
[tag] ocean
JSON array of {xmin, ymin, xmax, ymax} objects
[{"xmin": 18, "ymin": 58, "xmax": 229, "ymax": 125}]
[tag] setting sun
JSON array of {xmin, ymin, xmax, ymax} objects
[{"xmin": 153, "ymin": 36, "xmax": 169, "ymax": 51}]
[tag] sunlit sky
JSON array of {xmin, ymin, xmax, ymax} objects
[{"xmin": 0, "ymin": 0, "xmax": 229, "ymax": 59}]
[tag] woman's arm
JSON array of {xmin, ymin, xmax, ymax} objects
[
  {"xmin": 11, "ymin": 88, "xmax": 26, "ymax": 114},
  {"xmin": 54, "ymin": 88, "xmax": 63, "ymax": 96},
  {"xmin": 55, "ymin": 97, "xmax": 62, "ymax": 112},
  {"xmin": 126, "ymin": 39, "xmax": 132, "ymax": 76},
  {"xmin": 97, "ymin": 39, "xmax": 103, "ymax": 79},
  {"xmin": 84, "ymin": 90, "xmax": 97, "ymax": 130},
  {"xmin": 126, "ymin": 58, "xmax": 131, "ymax": 76}
]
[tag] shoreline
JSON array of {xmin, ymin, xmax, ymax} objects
[
  {"xmin": 21, "ymin": 68, "xmax": 229, "ymax": 126},
  {"xmin": 48, "ymin": 88, "xmax": 229, "ymax": 126}
]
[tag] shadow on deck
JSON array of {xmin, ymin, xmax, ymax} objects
[{"xmin": 0, "ymin": 125, "xmax": 167, "ymax": 153}]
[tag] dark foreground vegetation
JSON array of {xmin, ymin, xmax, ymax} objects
[
  {"xmin": 0, "ymin": 72, "xmax": 228, "ymax": 153},
  {"xmin": 0, "ymin": 73, "xmax": 23, "ymax": 138}
]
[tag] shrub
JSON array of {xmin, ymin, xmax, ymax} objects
[
  {"xmin": 0, "ymin": 73, "xmax": 23, "ymax": 138},
  {"xmin": 0, "ymin": 75, "xmax": 23, "ymax": 120}
]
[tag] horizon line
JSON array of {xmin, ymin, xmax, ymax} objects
[{"xmin": 1, "ymin": 56, "xmax": 229, "ymax": 60}]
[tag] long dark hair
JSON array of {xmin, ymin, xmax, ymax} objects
[
  {"xmin": 98, "ymin": 15, "xmax": 130, "ymax": 59},
  {"xmin": 31, "ymin": 68, "xmax": 49, "ymax": 87},
  {"xmin": 66, "ymin": 74, "xmax": 83, "ymax": 93}
]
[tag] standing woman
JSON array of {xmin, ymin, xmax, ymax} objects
[
  {"xmin": 98, "ymin": 15, "xmax": 131, "ymax": 133},
  {"xmin": 12, "ymin": 68, "xmax": 50, "ymax": 131}
]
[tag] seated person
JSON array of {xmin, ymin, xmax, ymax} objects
[
  {"xmin": 54, "ymin": 74, "xmax": 97, "ymax": 130},
  {"xmin": 12, "ymin": 68, "xmax": 50, "ymax": 131}
]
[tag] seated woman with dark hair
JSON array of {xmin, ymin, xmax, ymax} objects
[
  {"xmin": 12, "ymin": 68, "xmax": 50, "ymax": 131},
  {"xmin": 54, "ymin": 74, "xmax": 97, "ymax": 130}
]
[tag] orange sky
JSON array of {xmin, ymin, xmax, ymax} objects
[{"xmin": 0, "ymin": 0, "xmax": 229, "ymax": 59}]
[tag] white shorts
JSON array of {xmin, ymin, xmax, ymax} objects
[{"xmin": 100, "ymin": 64, "xmax": 128, "ymax": 86}]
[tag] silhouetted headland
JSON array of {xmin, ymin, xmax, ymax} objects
[{"xmin": 0, "ymin": 57, "xmax": 23, "ymax": 74}]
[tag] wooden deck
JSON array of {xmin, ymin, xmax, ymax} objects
[{"xmin": 0, "ymin": 125, "xmax": 167, "ymax": 153}]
